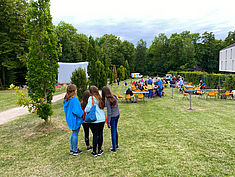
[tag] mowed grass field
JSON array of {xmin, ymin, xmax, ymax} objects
[
  {"xmin": 0, "ymin": 81, "xmax": 234, "ymax": 176},
  {"xmin": 0, "ymin": 87, "xmax": 66, "ymax": 112}
]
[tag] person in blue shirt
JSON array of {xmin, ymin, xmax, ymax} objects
[
  {"xmin": 157, "ymin": 77, "xmax": 163, "ymax": 98},
  {"xmin": 200, "ymin": 81, "xmax": 206, "ymax": 89},
  {"xmin": 63, "ymin": 84, "xmax": 84, "ymax": 156},
  {"xmin": 85, "ymin": 86, "xmax": 105, "ymax": 157}
]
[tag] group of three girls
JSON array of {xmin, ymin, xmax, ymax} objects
[{"xmin": 63, "ymin": 84, "xmax": 120, "ymax": 157}]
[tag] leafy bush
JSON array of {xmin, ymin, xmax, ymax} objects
[
  {"xmin": 169, "ymin": 71, "xmax": 235, "ymax": 89},
  {"xmin": 71, "ymin": 68, "xmax": 88, "ymax": 100}
]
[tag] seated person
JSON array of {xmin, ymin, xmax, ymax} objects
[
  {"xmin": 124, "ymin": 80, "xmax": 127, "ymax": 86},
  {"xmin": 200, "ymin": 81, "xmax": 206, "ymax": 89},
  {"xmin": 126, "ymin": 87, "xmax": 136, "ymax": 102}
]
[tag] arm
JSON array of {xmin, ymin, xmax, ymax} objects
[
  {"xmin": 84, "ymin": 96, "xmax": 92, "ymax": 113},
  {"xmin": 72, "ymin": 98, "xmax": 84, "ymax": 118},
  {"xmin": 106, "ymin": 101, "xmax": 112, "ymax": 128}
]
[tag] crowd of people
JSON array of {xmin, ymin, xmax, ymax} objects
[
  {"xmin": 124, "ymin": 76, "xmax": 167, "ymax": 100},
  {"xmin": 63, "ymin": 84, "xmax": 120, "ymax": 157}
]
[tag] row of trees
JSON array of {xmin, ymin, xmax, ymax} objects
[{"xmin": 1, "ymin": 0, "xmax": 235, "ymax": 89}]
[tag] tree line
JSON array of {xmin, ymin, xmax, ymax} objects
[{"xmin": 1, "ymin": 0, "xmax": 235, "ymax": 88}]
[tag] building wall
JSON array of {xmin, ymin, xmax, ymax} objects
[{"xmin": 219, "ymin": 45, "xmax": 235, "ymax": 72}]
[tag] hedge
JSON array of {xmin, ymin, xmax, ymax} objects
[{"xmin": 168, "ymin": 71, "xmax": 235, "ymax": 90}]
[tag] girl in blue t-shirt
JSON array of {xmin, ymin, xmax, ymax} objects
[{"xmin": 63, "ymin": 84, "xmax": 84, "ymax": 156}]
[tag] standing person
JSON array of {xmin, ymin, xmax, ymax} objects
[
  {"xmin": 85, "ymin": 86, "xmax": 105, "ymax": 157},
  {"xmin": 102, "ymin": 86, "xmax": 120, "ymax": 152},
  {"xmin": 63, "ymin": 84, "xmax": 84, "ymax": 156},
  {"xmin": 81, "ymin": 90, "xmax": 92, "ymax": 151},
  {"xmin": 117, "ymin": 78, "xmax": 120, "ymax": 86},
  {"xmin": 157, "ymin": 77, "xmax": 163, "ymax": 98},
  {"xmin": 147, "ymin": 77, "xmax": 153, "ymax": 98}
]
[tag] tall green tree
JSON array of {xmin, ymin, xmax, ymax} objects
[
  {"xmin": 25, "ymin": 0, "xmax": 61, "ymax": 122},
  {"xmin": 120, "ymin": 40, "xmax": 136, "ymax": 72},
  {"xmin": 224, "ymin": 31, "xmax": 235, "ymax": 47},
  {"xmin": 112, "ymin": 65, "xmax": 117, "ymax": 83},
  {"xmin": 55, "ymin": 21, "xmax": 88, "ymax": 62},
  {"xmin": 147, "ymin": 33, "xmax": 169, "ymax": 75},
  {"xmin": 87, "ymin": 36, "xmax": 98, "ymax": 85},
  {"xmin": 94, "ymin": 60, "xmax": 107, "ymax": 89},
  {"xmin": 201, "ymin": 32, "xmax": 221, "ymax": 73},
  {"xmin": 99, "ymin": 34, "xmax": 124, "ymax": 67},
  {"xmin": 135, "ymin": 39, "xmax": 147, "ymax": 74},
  {"xmin": 0, "ymin": 0, "xmax": 27, "ymax": 87}
]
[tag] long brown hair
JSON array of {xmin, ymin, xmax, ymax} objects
[
  {"xmin": 89, "ymin": 86, "xmax": 104, "ymax": 109},
  {"xmin": 64, "ymin": 84, "xmax": 77, "ymax": 101},
  {"xmin": 102, "ymin": 86, "xmax": 117, "ymax": 107},
  {"xmin": 81, "ymin": 90, "xmax": 91, "ymax": 109}
]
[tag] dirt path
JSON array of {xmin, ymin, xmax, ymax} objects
[{"xmin": 0, "ymin": 93, "xmax": 66, "ymax": 125}]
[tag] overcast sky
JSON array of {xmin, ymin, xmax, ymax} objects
[{"xmin": 50, "ymin": 0, "xmax": 235, "ymax": 46}]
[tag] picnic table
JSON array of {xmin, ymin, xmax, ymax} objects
[
  {"xmin": 123, "ymin": 91, "xmax": 149, "ymax": 102},
  {"xmin": 184, "ymin": 89, "xmax": 226, "ymax": 110}
]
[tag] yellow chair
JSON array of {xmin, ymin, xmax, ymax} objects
[
  {"xmin": 117, "ymin": 93, "xmax": 123, "ymax": 102},
  {"xmin": 162, "ymin": 88, "xmax": 165, "ymax": 96},
  {"xmin": 137, "ymin": 93, "xmax": 144, "ymax": 102},
  {"xmin": 182, "ymin": 91, "xmax": 189, "ymax": 98},
  {"xmin": 207, "ymin": 91, "xmax": 216, "ymax": 99},
  {"xmin": 221, "ymin": 90, "xmax": 231, "ymax": 99},
  {"xmin": 131, "ymin": 85, "xmax": 136, "ymax": 91},
  {"xmin": 125, "ymin": 94, "xmax": 132, "ymax": 102}
]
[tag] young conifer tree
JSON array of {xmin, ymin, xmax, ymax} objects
[
  {"xmin": 112, "ymin": 65, "xmax": 117, "ymax": 83},
  {"xmin": 25, "ymin": 0, "xmax": 61, "ymax": 122}
]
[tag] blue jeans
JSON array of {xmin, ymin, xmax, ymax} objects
[
  {"xmin": 110, "ymin": 115, "xmax": 119, "ymax": 151},
  {"xmin": 148, "ymin": 89, "xmax": 153, "ymax": 98},
  {"xmin": 158, "ymin": 88, "xmax": 162, "ymax": 98},
  {"xmin": 70, "ymin": 127, "xmax": 80, "ymax": 152}
]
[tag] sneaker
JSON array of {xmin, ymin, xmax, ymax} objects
[
  {"xmin": 86, "ymin": 146, "xmax": 92, "ymax": 151},
  {"xmin": 73, "ymin": 149, "xmax": 82, "ymax": 156},
  {"xmin": 110, "ymin": 148, "xmax": 116, "ymax": 152},
  {"xmin": 98, "ymin": 150, "xmax": 104, "ymax": 156},
  {"xmin": 70, "ymin": 150, "xmax": 74, "ymax": 155},
  {"xmin": 91, "ymin": 151, "xmax": 97, "ymax": 157},
  {"xmin": 116, "ymin": 145, "xmax": 119, "ymax": 149}
]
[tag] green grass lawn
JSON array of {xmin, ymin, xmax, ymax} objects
[
  {"xmin": 0, "ymin": 81, "xmax": 234, "ymax": 176},
  {"xmin": 0, "ymin": 87, "xmax": 66, "ymax": 112}
]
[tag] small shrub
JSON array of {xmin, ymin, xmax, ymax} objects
[{"xmin": 71, "ymin": 68, "xmax": 88, "ymax": 100}]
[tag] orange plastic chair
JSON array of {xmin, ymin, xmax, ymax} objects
[
  {"xmin": 131, "ymin": 85, "xmax": 136, "ymax": 91},
  {"xmin": 137, "ymin": 93, "xmax": 144, "ymax": 102},
  {"xmin": 182, "ymin": 91, "xmax": 189, "ymax": 98},
  {"xmin": 117, "ymin": 93, "xmax": 123, "ymax": 101},
  {"xmin": 125, "ymin": 94, "xmax": 132, "ymax": 102},
  {"xmin": 162, "ymin": 88, "xmax": 165, "ymax": 96},
  {"xmin": 221, "ymin": 90, "xmax": 231, "ymax": 99},
  {"xmin": 188, "ymin": 82, "xmax": 192, "ymax": 85},
  {"xmin": 207, "ymin": 91, "xmax": 216, "ymax": 99}
]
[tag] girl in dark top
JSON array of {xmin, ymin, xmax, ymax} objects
[
  {"xmin": 102, "ymin": 86, "xmax": 120, "ymax": 152},
  {"xmin": 81, "ymin": 90, "xmax": 92, "ymax": 151}
]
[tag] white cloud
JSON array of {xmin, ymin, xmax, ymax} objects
[{"xmin": 50, "ymin": 0, "xmax": 235, "ymax": 45}]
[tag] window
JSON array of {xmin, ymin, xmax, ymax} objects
[{"xmin": 231, "ymin": 49, "xmax": 233, "ymax": 59}]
